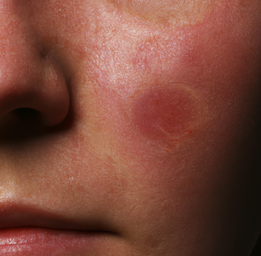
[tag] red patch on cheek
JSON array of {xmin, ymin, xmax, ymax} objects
[{"xmin": 131, "ymin": 86, "xmax": 200, "ymax": 142}]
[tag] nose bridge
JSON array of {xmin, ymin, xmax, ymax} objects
[
  {"xmin": 0, "ymin": 10, "xmax": 35, "ymax": 110},
  {"xmin": 0, "ymin": 2, "xmax": 41, "ymax": 96},
  {"xmin": 0, "ymin": 2, "xmax": 70, "ymax": 126}
]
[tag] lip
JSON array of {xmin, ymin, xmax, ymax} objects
[
  {"xmin": 0, "ymin": 227, "xmax": 113, "ymax": 256},
  {"xmin": 0, "ymin": 203, "xmax": 118, "ymax": 255},
  {"xmin": 0, "ymin": 203, "xmax": 117, "ymax": 230}
]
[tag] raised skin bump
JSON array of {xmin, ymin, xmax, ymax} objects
[{"xmin": 131, "ymin": 86, "xmax": 201, "ymax": 143}]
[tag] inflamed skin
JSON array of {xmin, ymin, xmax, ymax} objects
[
  {"xmin": 0, "ymin": 0, "xmax": 260, "ymax": 256},
  {"xmin": 129, "ymin": 84, "xmax": 206, "ymax": 149}
]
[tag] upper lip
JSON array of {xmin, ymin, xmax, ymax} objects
[{"xmin": 0, "ymin": 203, "xmax": 117, "ymax": 233}]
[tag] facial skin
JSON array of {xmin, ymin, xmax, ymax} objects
[{"xmin": 0, "ymin": 0, "xmax": 261, "ymax": 255}]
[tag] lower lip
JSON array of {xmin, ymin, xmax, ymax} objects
[{"xmin": 0, "ymin": 228, "xmax": 111, "ymax": 256}]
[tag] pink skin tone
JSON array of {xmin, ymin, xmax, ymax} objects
[{"xmin": 0, "ymin": 0, "xmax": 261, "ymax": 255}]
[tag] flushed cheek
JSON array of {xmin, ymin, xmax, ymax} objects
[
  {"xmin": 79, "ymin": 0, "xmax": 261, "ymax": 164},
  {"xmin": 93, "ymin": 2, "xmax": 261, "ymax": 197},
  {"xmin": 130, "ymin": 2, "xmax": 259, "ymax": 137}
]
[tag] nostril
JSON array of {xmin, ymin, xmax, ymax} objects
[
  {"xmin": 12, "ymin": 108, "xmax": 42, "ymax": 128},
  {"xmin": 14, "ymin": 108, "xmax": 39, "ymax": 120},
  {"xmin": 0, "ymin": 108, "xmax": 45, "ymax": 142}
]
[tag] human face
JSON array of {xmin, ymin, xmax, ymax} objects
[{"xmin": 0, "ymin": 0, "xmax": 261, "ymax": 255}]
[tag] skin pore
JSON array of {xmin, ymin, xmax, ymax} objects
[{"xmin": 0, "ymin": 0, "xmax": 261, "ymax": 255}]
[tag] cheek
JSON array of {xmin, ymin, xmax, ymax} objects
[{"xmin": 113, "ymin": 0, "xmax": 261, "ymax": 184}]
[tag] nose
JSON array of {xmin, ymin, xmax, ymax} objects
[{"xmin": 0, "ymin": 7, "xmax": 70, "ymax": 126}]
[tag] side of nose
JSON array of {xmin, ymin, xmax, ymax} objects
[{"xmin": 0, "ymin": 5, "xmax": 70, "ymax": 126}]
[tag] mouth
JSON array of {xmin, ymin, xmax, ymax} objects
[{"xmin": 0, "ymin": 204, "xmax": 119, "ymax": 256}]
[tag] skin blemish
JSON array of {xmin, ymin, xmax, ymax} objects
[{"xmin": 130, "ymin": 85, "xmax": 203, "ymax": 143}]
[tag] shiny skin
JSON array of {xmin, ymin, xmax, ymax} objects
[{"xmin": 0, "ymin": 0, "xmax": 261, "ymax": 255}]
